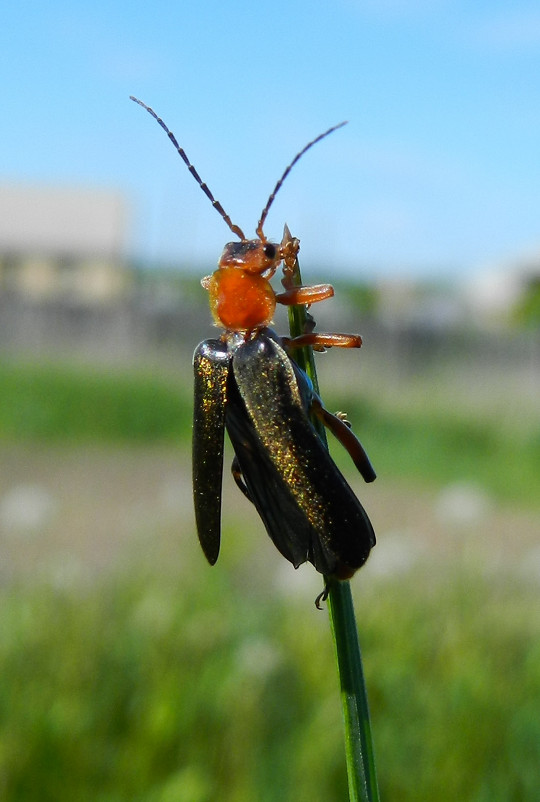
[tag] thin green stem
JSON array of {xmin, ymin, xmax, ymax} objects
[
  {"xmin": 326, "ymin": 580, "xmax": 379, "ymax": 802},
  {"xmin": 285, "ymin": 245, "xmax": 380, "ymax": 802}
]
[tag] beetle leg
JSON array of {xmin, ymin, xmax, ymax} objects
[
  {"xmin": 311, "ymin": 398, "xmax": 376, "ymax": 483},
  {"xmin": 280, "ymin": 224, "xmax": 300, "ymax": 273},
  {"xmin": 283, "ymin": 332, "xmax": 363, "ymax": 350},
  {"xmin": 231, "ymin": 455, "xmax": 253, "ymax": 501},
  {"xmin": 315, "ymin": 583, "xmax": 330, "ymax": 610},
  {"xmin": 275, "ymin": 283, "xmax": 334, "ymax": 307}
]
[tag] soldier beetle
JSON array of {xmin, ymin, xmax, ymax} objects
[{"xmin": 131, "ymin": 97, "xmax": 376, "ymax": 598}]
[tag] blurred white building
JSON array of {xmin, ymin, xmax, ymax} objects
[{"xmin": 0, "ymin": 184, "xmax": 129, "ymax": 302}]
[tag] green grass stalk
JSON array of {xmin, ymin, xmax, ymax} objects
[{"xmin": 285, "ymin": 243, "xmax": 380, "ymax": 801}]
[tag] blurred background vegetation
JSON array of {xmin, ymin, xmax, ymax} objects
[
  {"xmin": 0, "ymin": 269, "xmax": 539, "ymax": 800},
  {"xmin": 4, "ymin": 2, "xmax": 540, "ymax": 797}
]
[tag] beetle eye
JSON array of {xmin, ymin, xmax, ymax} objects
[{"xmin": 263, "ymin": 243, "xmax": 276, "ymax": 260}]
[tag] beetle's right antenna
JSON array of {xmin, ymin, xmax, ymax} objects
[
  {"xmin": 256, "ymin": 121, "xmax": 347, "ymax": 241},
  {"xmin": 130, "ymin": 96, "xmax": 246, "ymax": 241}
]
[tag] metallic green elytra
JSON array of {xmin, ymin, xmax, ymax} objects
[{"xmin": 193, "ymin": 328, "xmax": 376, "ymax": 579}]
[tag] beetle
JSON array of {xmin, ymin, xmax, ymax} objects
[{"xmin": 131, "ymin": 97, "xmax": 376, "ymax": 593}]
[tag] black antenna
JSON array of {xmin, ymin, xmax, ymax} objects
[
  {"xmin": 130, "ymin": 96, "xmax": 246, "ymax": 241},
  {"xmin": 256, "ymin": 121, "xmax": 347, "ymax": 240}
]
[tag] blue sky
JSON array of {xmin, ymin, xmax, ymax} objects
[{"xmin": 3, "ymin": 1, "xmax": 540, "ymax": 279}]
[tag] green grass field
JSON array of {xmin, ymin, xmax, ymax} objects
[
  {"xmin": 2, "ymin": 565, "xmax": 539, "ymax": 801},
  {"xmin": 0, "ymin": 358, "xmax": 538, "ymax": 507},
  {"xmin": 0, "ymin": 357, "xmax": 539, "ymax": 800}
]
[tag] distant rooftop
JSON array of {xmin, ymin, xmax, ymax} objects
[{"xmin": 0, "ymin": 184, "xmax": 127, "ymax": 260}]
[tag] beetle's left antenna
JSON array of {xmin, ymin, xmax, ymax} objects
[
  {"xmin": 256, "ymin": 121, "xmax": 347, "ymax": 241},
  {"xmin": 130, "ymin": 96, "xmax": 246, "ymax": 241}
]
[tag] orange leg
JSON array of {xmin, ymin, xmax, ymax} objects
[
  {"xmin": 276, "ymin": 283, "xmax": 334, "ymax": 306},
  {"xmin": 311, "ymin": 400, "xmax": 376, "ymax": 483},
  {"xmin": 283, "ymin": 332, "xmax": 363, "ymax": 349}
]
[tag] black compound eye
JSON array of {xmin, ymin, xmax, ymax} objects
[{"xmin": 262, "ymin": 243, "xmax": 277, "ymax": 260}]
